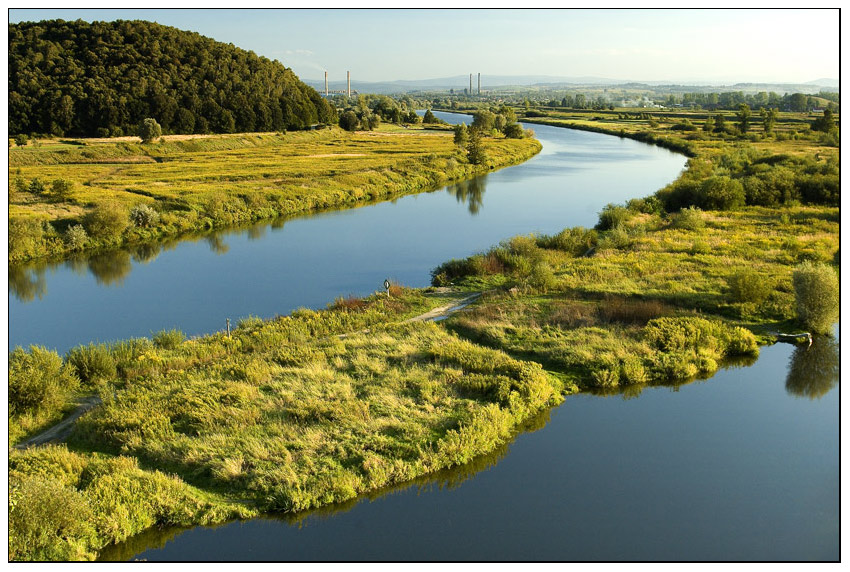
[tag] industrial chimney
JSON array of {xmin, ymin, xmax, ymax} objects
[
  {"xmin": 469, "ymin": 74, "xmax": 473, "ymax": 95},
  {"xmin": 324, "ymin": 71, "xmax": 328, "ymax": 96},
  {"xmin": 478, "ymin": 73, "xmax": 481, "ymax": 95},
  {"xmin": 347, "ymin": 71, "xmax": 351, "ymax": 97}
]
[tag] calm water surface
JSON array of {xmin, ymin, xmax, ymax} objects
[
  {"xmin": 100, "ymin": 332, "xmax": 839, "ymax": 561},
  {"xmin": 10, "ymin": 112, "xmax": 685, "ymax": 352}
]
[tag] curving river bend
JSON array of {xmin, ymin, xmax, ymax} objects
[{"xmin": 9, "ymin": 113, "xmax": 838, "ymax": 561}]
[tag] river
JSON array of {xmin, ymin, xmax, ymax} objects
[
  {"xmin": 9, "ymin": 112, "xmax": 684, "ymax": 353},
  {"xmin": 9, "ymin": 112, "xmax": 838, "ymax": 560}
]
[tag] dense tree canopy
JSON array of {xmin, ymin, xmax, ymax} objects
[{"xmin": 9, "ymin": 19, "xmax": 337, "ymax": 137}]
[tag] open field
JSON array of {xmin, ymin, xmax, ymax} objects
[{"xmin": 9, "ymin": 125, "xmax": 541, "ymax": 263}]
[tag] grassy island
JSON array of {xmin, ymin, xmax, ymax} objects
[
  {"xmin": 9, "ymin": 125, "xmax": 541, "ymax": 263},
  {"xmin": 9, "ymin": 109, "xmax": 838, "ymax": 561}
]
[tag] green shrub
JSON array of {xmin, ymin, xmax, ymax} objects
[
  {"xmin": 64, "ymin": 224, "xmax": 88, "ymax": 251},
  {"xmin": 793, "ymin": 261, "xmax": 839, "ymax": 334},
  {"xmin": 595, "ymin": 203, "xmax": 631, "ymax": 230},
  {"xmin": 536, "ymin": 226, "xmax": 597, "ymax": 256},
  {"xmin": 597, "ymin": 224, "xmax": 632, "ymax": 251},
  {"xmin": 28, "ymin": 177, "xmax": 46, "ymax": 195},
  {"xmin": 83, "ymin": 202, "xmax": 128, "ymax": 241},
  {"xmin": 620, "ymin": 358, "xmax": 649, "ymax": 385},
  {"xmin": 152, "ymin": 328, "xmax": 186, "ymax": 349},
  {"xmin": 129, "ymin": 204, "xmax": 161, "ymax": 228},
  {"xmin": 9, "ymin": 217, "xmax": 47, "ymax": 259},
  {"xmin": 727, "ymin": 268, "xmax": 771, "ymax": 304},
  {"xmin": 66, "ymin": 344, "xmax": 117, "ymax": 386},
  {"xmin": 9, "ymin": 475, "xmax": 96, "ymax": 561},
  {"xmin": 644, "ymin": 317, "xmax": 725, "ymax": 353},
  {"xmin": 699, "ymin": 176, "xmax": 745, "ymax": 210},
  {"xmin": 671, "ymin": 206, "xmax": 705, "ymax": 230},
  {"xmin": 50, "ymin": 178, "xmax": 74, "ymax": 201},
  {"xmin": 9, "ymin": 345, "xmax": 79, "ymax": 418}
]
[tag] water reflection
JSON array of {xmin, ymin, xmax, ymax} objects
[
  {"xmin": 785, "ymin": 334, "xmax": 840, "ymax": 399},
  {"xmin": 247, "ymin": 224, "xmax": 267, "ymax": 241},
  {"xmin": 87, "ymin": 250, "xmax": 133, "ymax": 286},
  {"xmin": 446, "ymin": 174, "xmax": 487, "ymax": 215},
  {"xmin": 8, "ymin": 264, "xmax": 47, "ymax": 303},
  {"xmin": 588, "ymin": 353, "xmax": 763, "ymax": 400},
  {"xmin": 130, "ymin": 242, "xmax": 161, "ymax": 265},
  {"xmin": 205, "ymin": 235, "xmax": 230, "ymax": 255}
]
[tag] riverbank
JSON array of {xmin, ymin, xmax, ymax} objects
[
  {"xmin": 9, "ymin": 125, "xmax": 541, "ymax": 264},
  {"xmin": 9, "ymin": 115, "xmax": 838, "ymax": 561}
]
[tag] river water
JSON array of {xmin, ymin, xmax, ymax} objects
[
  {"xmin": 9, "ymin": 113, "xmax": 684, "ymax": 353},
  {"xmin": 9, "ymin": 113, "xmax": 838, "ymax": 560}
]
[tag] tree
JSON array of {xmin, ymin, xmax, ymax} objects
[
  {"xmin": 811, "ymin": 108, "xmax": 835, "ymax": 132},
  {"xmin": 736, "ymin": 104, "xmax": 751, "ymax": 134},
  {"xmin": 498, "ymin": 105, "xmax": 517, "ymax": 124},
  {"xmin": 471, "ymin": 109, "xmax": 496, "ymax": 132},
  {"xmin": 339, "ymin": 110, "xmax": 359, "ymax": 131},
  {"xmin": 138, "ymin": 118, "xmax": 162, "ymax": 143},
  {"xmin": 422, "ymin": 109, "xmax": 438, "ymax": 124},
  {"xmin": 503, "ymin": 123, "xmax": 525, "ymax": 139},
  {"xmin": 760, "ymin": 107, "xmax": 778, "ymax": 135},
  {"xmin": 714, "ymin": 113, "xmax": 726, "ymax": 133},
  {"xmin": 789, "ymin": 93, "xmax": 808, "ymax": 112},
  {"xmin": 453, "ymin": 122, "xmax": 469, "ymax": 147},
  {"xmin": 702, "ymin": 116, "xmax": 715, "ymax": 133},
  {"xmin": 793, "ymin": 261, "xmax": 839, "ymax": 334},
  {"xmin": 50, "ymin": 179, "xmax": 74, "ymax": 202},
  {"xmin": 466, "ymin": 127, "xmax": 488, "ymax": 165}
]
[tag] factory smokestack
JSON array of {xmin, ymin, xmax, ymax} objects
[
  {"xmin": 324, "ymin": 71, "xmax": 328, "ymax": 96},
  {"xmin": 347, "ymin": 71, "xmax": 351, "ymax": 97},
  {"xmin": 478, "ymin": 73, "xmax": 481, "ymax": 95},
  {"xmin": 469, "ymin": 73, "xmax": 472, "ymax": 95}
]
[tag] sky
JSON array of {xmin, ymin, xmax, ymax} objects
[{"xmin": 8, "ymin": 7, "xmax": 841, "ymax": 85}]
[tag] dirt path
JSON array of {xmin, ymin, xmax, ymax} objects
[
  {"xmin": 15, "ymin": 396, "xmax": 102, "ymax": 450},
  {"xmin": 403, "ymin": 292, "xmax": 481, "ymax": 323}
]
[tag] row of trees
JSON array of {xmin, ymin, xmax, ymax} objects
[
  {"xmin": 661, "ymin": 90, "xmax": 839, "ymax": 112},
  {"xmin": 9, "ymin": 19, "xmax": 336, "ymax": 137},
  {"xmin": 337, "ymin": 94, "xmax": 421, "ymax": 131}
]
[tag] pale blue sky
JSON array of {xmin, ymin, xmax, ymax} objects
[{"xmin": 9, "ymin": 8, "xmax": 840, "ymax": 84}]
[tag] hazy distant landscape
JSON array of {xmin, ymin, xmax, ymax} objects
[
  {"xmin": 8, "ymin": 8, "xmax": 839, "ymax": 563},
  {"xmin": 305, "ymin": 74, "xmax": 839, "ymax": 96}
]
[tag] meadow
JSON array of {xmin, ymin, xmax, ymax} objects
[{"xmin": 9, "ymin": 125, "xmax": 541, "ymax": 263}]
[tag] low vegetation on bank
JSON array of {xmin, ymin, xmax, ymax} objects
[
  {"xmin": 8, "ymin": 109, "xmax": 839, "ymax": 560},
  {"xmin": 10, "ymin": 288, "xmax": 562, "ymax": 560},
  {"xmin": 9, "ymin": 126, "xmax": 541, "ymax": 263}
]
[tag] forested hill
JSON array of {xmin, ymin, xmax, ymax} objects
[{"xmin": 9, "ymin": 19, "xmax": 337, "ymax": 137}]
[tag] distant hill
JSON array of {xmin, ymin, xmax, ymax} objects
[
  {"xmin": 305, "ymin": 74, "xmax": 839, "ymax": 95},
  {"xmin": 9, "ymin": 19, "xmax": 337, "ymax": 137}
]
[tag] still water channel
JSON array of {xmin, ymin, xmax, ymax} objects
[{"xmin": 10, "ymin": 113, "xmax": 838, "ymax": 560}]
